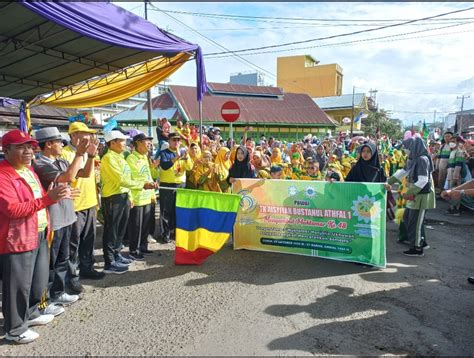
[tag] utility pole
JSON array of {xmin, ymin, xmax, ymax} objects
[
  {"xmin": 145, "ymin": 0, "xmax": 153, "ymax": 137},
  {"xmin": 433, "ymin": 109, "xmax": 436, "ymax": 124},
  {"xmin": 350, "ymin": 85, "xmax": 355, "ymax": 137},
  {"xmin": 457, "ymin": 95, "xmax": 470, "ymax": 135}
]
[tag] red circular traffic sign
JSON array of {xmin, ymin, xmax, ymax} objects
[{"xmin": 221, "ymin": 101, "xmax": 240, "ymax": 123}]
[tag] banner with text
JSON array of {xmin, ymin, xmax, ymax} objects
[{"xmin": 233, "ymin": 179, "xmax": 387, "ymax": 268}]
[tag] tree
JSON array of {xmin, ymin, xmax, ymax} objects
[{"xmin": 361, "ymin": 108, "xmax": 403, "ymax": 140}]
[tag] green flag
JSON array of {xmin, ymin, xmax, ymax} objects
[{"xmin": 422, "ymin": 120, "xmax": 429, "ymax": 139}]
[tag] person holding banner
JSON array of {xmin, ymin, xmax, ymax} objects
[
  {"xmin": 227, "ymin": 146, "xmax": 256, "ymax": 185},
  {"xmin": 387, "ymin": 137, "xmax": 435, "ymax": 257},
  {"xmin": 345, "ymin": 143, "xmax": 386, "ymax": 183}
]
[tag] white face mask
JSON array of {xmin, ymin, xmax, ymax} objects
[{"xmin": 449, "ymin": 142, "xmax": 457, "ymax": 149}]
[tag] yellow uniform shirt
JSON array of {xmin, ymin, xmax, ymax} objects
[
  {"xmin": 126, "ymin": 150, "xmax": 154, "ymax": 206},
  {"xmin": 100, "ymin": 150, "xmax": 145, "ymax": 198},
  {"xmin": 60, "ymin": 145, "xmax": 98, "ymax": 212},
  {"xmin": 16, "ymin": 167, "xmax": 48, "ymax": 232}
]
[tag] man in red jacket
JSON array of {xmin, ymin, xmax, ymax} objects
[{"xmin": 0, "ymin": 130, "xmax": 69, "ymax": 344}]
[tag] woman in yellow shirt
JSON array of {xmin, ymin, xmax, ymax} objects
[{"xmin": 193, "ymin": 150, "xmax": 221, "ymax": 192}]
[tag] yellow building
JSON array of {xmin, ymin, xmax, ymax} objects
[
  {"xmin": 277, "ymin": 55, "xmax": 343, "ymax": 98},
  {"xmin": 313, "ymin": 93, "xmax": 369, "ymax": 132}
]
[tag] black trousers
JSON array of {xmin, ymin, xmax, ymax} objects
[
  {"xmin": 128, "ymin": 204, "xmax": 152, "ymax": 253},
  {"xmin": 50, "ymin": 225, "xmax": 72, "ymax": 299},
  {"xmin": 69, "ymin": 207, "xmax": 97, "ymax": 282},
  {"xmin": 149, "ymin": 201, "xmax": 156, "ymax": 237},
  {"xmin": 102, "ymin": 194, "xmax": 130, "ymax": 266},
  {"xmin": 159, "ymin": 183, "xmax": 184, "ymax": 241},
  {"xmin": 2, "ymin": 231, "xmax": 49, "ymax": 336},
  {"xmin": 403, "ymin": 208, "xmax": 426, "ymax": 249}
]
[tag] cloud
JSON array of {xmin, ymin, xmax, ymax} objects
[{"xmin": 117, "ymin": 2, "xmax": 474, "ymax": 124}]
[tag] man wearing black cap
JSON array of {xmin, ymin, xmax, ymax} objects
[
  {"xmin": 126, "ymin": 133, "xmax": 159, "ymax": 260},
  {"xmin": 158, "ymin": 132, "xmax": 193, "ymax": 243}
]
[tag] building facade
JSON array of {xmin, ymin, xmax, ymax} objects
[
  {"xmin": 277, "ymin": 55, "xmax": 343, "ymax": 98},
  {"xmin": 110, "ymin": 83, "xmax": 338, "ymax": 142},
  {"xmin": 313, "ymin": 93, "xmax": 369, "ymax": 132}
]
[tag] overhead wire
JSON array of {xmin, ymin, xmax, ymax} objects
[
  {"xmin": 203, "ymin": 23, "xmax": 474, "ymax": 59},
  {"xmin": 196, "ymin": 6, "xmax": 474, "ymax": 56},
  {"xmin": 153, "ymin": 8, "xmax": 474, "ymax": 24}
]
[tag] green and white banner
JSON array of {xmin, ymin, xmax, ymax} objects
[{"xmin": 233, "ymin": 179, "xmax": 387, "ymax": 268}]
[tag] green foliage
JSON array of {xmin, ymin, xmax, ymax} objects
[{"xmin": 361, "ymin": 109, "xmax": 403, "ymax": 139}]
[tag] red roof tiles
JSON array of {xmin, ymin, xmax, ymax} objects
[{"xmin": 169, "ymin": 84, "xmax": 336, "ymax": 127}]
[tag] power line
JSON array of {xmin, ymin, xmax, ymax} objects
[
  {"xmin": 193, "ymin": 7, "xmax": 474, "ymax": 56},
  {"xmin": 149, "ymin": 4, "xmax": 279, "ymax": 81},
  {"xmin": 155, "ymin": 8, "xmax": 474, "ymax": 23},
  {"xmin": 203, "ymin": 23, "xmax": 474, "ymax": 59},
  {"xmin": 197, "ymin": 21, "xmax": 473, "ymax": 32},
  {"xmin": 356, "ymin": 86, "xmax": 468, "ymax": 96}
]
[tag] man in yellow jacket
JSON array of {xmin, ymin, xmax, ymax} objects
[
  {"xmin": 126, "ymin": 133, "xmax": 158, "ymax": 260},
  {"xmin": 159, "ymin": 132, "xmax": 193, "ymax": 243},
  {"xmin": 100, "ymin": 130, "xmax": 156, "ymax": 274},
  {"xmin": 60, "ymin": 122, "xmax": 104, "ymax": 291}
]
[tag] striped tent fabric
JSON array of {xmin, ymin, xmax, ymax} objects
[{"xmin": 175, "ymin": 189, "xmax": 241, "ymax": 265}]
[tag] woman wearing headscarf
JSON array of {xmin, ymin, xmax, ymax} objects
[
  {"xmin": 345, "ymin": 143, "xmax": 386, "ymax": 183},
  {"xmin": 214, "ymin": 147, "xmax": 231, "ymax": 193},
  {"xmin": 186, "ymin": 143, "xmax": 201, "ymax": 189},
  {"xmin": 227, "ymin": 146, "xmax": 256, "ymax": 185},
  {"xmin": 387, "ymin": 137, "xmax": 435, "ymax": 257},
  {"xmin": 252, "ymin": 150, "xmax": 271, "ymax": 179},
  {"xmin": 193, "ymin": 150, "xmax": 221, "ymax": 192},
  {"xmin": 271, "ymin": 147, "xmax": 283, "ymax": 166}
]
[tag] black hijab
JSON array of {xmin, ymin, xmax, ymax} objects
[
  {"xmin": 345, "ymin": 142, "xmax": 386, "ymax": 183},
  {"xmin": 228, "ymin": 146, "xmax": 255, "ymax": 179},
  {"xmin": 402, "ymin": 137, "xmax": 434, "ymax": 182}
]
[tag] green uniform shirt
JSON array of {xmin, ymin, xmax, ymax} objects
[
  {"xmin": 126, "ymin": 150, "xmax": 154, "ymax": 206},
  {"xmin": 100, "ymin": 150, "xmax": 144, "ymax": 199}
]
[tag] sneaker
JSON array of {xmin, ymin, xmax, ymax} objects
[
  {"xmin": 115, "ymin": 254, "xmax": 133, "ymax": 265},
  {"xmin": 5, "ymin": 329, "xmax": 39, "ymax": 344},
  {"xmin": 468, "ymin": 277, "xmax": 474, "ymax": 284},
  {"xmin": 27, "ymin": 314, "xmax": 54, "ymax": 327},
  {"xmin": 103, "ymin": 262, "xmax": 129, "ymax": 274},
  {"xmin": 129, "ymin": 252, "xmax": 145, "ymax": 261},
  {"xmin": 67, "ymin": 280, "xmax": 84, "ymax": 294},
  {"xmin": 147, "ymin": 235, "xmax": 157, "ymax": 243},
  {"xmin": 403, "ymin": 248, "xmax": 424, "ymax": 257},
  {"xmin": 51, "ymin": 292, "xmax": 79, "ymax": 306},
  {"xmin": 421, "ymin": 239, "xmax": 430, "ymax": 250},
  {"xmin": 40, "ymin": 304, "xmax": 65, "ymax": 317},
  {"xmin": 80, "ymin": 269, "xmax": 105, "ymax": 280}
]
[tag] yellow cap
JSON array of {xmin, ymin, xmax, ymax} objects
[{"xmin": 68, "ymin": 122, "xmax": 96, "ymax": 134}]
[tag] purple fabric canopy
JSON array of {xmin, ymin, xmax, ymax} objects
[{"xmin": 21, "ymin": 1, "xmax": 207, "ymax": 102}]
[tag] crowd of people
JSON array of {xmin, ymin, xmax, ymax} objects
[{"xmin": 0, "ymin": 117, "xmax": 473, "ymax": 344}]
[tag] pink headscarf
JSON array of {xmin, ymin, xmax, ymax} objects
[{"xmin": 403, "ymin": 130, "xmax": 413, "ymax": 140}]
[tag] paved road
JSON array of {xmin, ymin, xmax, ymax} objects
[{"xmin": 1, "ymin": 200, "xmax": 473, "ymax": 355}]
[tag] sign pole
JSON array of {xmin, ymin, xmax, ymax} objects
[{"xmin": 230, "ymin": 122, "xmax": 233, "ymax": 142}]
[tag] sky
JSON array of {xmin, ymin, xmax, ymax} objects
[{"xmin": 118, "ymin": 2, "xmax": 474, "ymax": 126}]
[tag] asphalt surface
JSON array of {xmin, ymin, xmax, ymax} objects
[{"xmin": 0, "ymin": 199, "xmax": 473, "ymax": 356}]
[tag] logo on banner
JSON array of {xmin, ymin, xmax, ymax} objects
[
  {"xmin": 351, "ymin": 195, "xmax": 381, "ymax": 224},
  {"xmin": 288, "ymin": 186, "xmax": 298, "ymax": 197},
  {"xmin": 237, "ymin": 189, "xmax": 257, "ymax": 214},
  {"xmin": 304, "ymin": 186, "xmax": 316, "ymax": 198}
]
